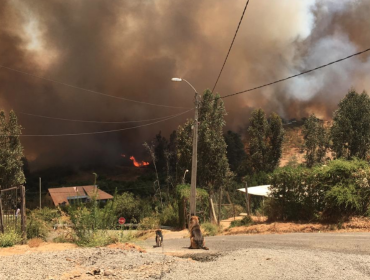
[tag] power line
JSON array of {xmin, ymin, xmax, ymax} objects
[
  {"xmin": 18, "ymin": 111, "xmax": 189, "ymax": 124},
  {"xmin": 211, "ymin": 0, "xmax": 251, "ymax": 93},
  {"xmin": 0, "ymin": 65, "xmax": 189, "ymax": 109},
  {"xmin": 17, "ymin": 108, "xmax": 193, "ymax": 137},
  {"xmin": 222, "ymin": 47, "xmax": 370, "ymax": 99}
]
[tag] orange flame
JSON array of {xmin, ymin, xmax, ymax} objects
[{"xmin": 130, "ymin": 156, "xmax": 149, "ymax": 167}]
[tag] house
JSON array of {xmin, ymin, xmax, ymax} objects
[{"xmin": 46, "ymin": 186, "xmax": 113, "ymax": 207}]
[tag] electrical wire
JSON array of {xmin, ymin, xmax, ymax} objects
[
  {"xmin": 222, "ymin": 47, "xmax": 370, "ymax": 99},
  {"xmin": 211, "ymin": 0, "xmax": 251, "ymax": 93},
  {"xmin": 17, "ymin": 108, "xmax": 193, "ymax": 137},
  {"xmin": 18, "ymin": 111, "xmax": 189, "ymax": 124},
  {"xmin": 0, "ymin": 65, "xmax": 189, "ymax": 109}
]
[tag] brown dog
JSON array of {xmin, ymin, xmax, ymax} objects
[{"xmin": 188, "ymin": 216, "xmax": 209, "ymax": 250}]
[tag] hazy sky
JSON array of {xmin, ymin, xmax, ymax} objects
[{"xmin": 0, "ymin": 0, "xmax": 369, "ymax": 169}]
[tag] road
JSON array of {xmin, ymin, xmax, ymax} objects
[
  {"xmin": 140, "ymin": 232, "xmax": 370, "ymax": 279},
  {"xmin": 143, "ymin": 232, "xmax": 370, "ymax": 255}
]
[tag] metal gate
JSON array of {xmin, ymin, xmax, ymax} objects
[{"xmin": 0, "ymin": 186, "xmax": 26, "ymax": 243}]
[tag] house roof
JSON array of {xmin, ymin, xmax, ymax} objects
[{"xmin": 48, "ymin": 186, "xmax": 113, "ymax": 206}]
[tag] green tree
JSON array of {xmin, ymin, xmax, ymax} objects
[
  {"xmin": 0, "ymin": 110, "xmax": 25, "ymax": 189},
  {"xmin": 247, "ymin": 109, "xmax": 284, "ymax": 173},
  {"xmin": 176, "ymin": 90, "xmax": 233, "ymax": 219},
  {"xmin": 267, "ymin": 113, "xmax": 285, "ymax": 171},
  {"xmin": 303, "ymin": 114, "xmax": 328, "ymax": 167},
  {"xmin": 331, "ymin": 89, "xmax": 370, "ymax": 159},
  {"xmin": 224, "ymin": 130, "xmax": 246, "ymax": 176}
]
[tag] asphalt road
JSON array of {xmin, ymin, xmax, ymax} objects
[
  {"xmin": 141, "ymin": 233, "xmax": 370, "ymax": 279},
  {"xmin": 144, "ymin": 232, "xmax": 370, "ymax": 256}
]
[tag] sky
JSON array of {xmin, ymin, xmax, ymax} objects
[{"xmin": 0, "ymin": 0, "xmax": 369, "ymax": 170}]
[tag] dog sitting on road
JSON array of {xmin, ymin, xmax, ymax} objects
[
  {"xmin": 155, "ymin": 229, "xmax": 163, "ymax": 247},
  {"xmin": 188, "ymin": 216, "xmax": 209, "ymax": 250}
]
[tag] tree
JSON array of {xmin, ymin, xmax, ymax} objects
[
  {"xmin": 331, "ymin": 89, "xmax": 370, "ymax": 159},
  {"xmin": 303, "ymin": 114, "xmax": 328, "ymax": 167},
  {"xmin": 247, "ymin": 109, "xmax": 284, "ymax": 173},
  {"xmin": 0, "ymin": 110, "xmax": 26, "ymax": 189},
  {"xmin": 177, "ymin": 89, "xmax": 233, "ymax": 222},
  {"xmin": 267, "ymin": 113, "xmax": 285, "ymax": 171},
  {"xmin": 224, "ymin": 130, "xmax": 246, "ymax": 176}
]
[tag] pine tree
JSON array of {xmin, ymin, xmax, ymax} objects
[{"xmin": 0, "ymin": 110, "xmax": 26, "ymax": 189}]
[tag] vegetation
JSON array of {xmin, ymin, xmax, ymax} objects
[
  {"xmin": 229, "ymin": 216, "xmax": 254, "ymax": 228},
  {"xmin": 331, "ymin": 89, "xmax": 370, "ymax": 159},
  {"xmin": 0, "ymin": 230, "xmax": 22, "ymax": 247},
  {"xmin": 268, "ymin": 159, "xmax": 370, "ymax": 221},
  {"xmin": 247, "ymin": 109, "xmax": 284, "ymax": 173},
  {"xmin": 302, "ymin": 114, "xmax": 329, "ymax": 167},
  {"xmin": 0, "ymin": 110, "xmax": 25, "ymax": 189}
]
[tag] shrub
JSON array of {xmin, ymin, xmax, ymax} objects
[
  {"xmin": 159, "ymin": 203, "xmax": 179, "ymax": 227},
  {"xmin": 229, "ymin": 216, "xmax": 254, "ymax": 228},
  {"xmin": 0, "ymin": 230, "xmax": 22, "ymax": 247},
  {"xmin": 139, "ymin": 216, "xmax": 160, "ymax": 230},
  {"xmin": 27, "ymin": 214, "xmax": 49, "ymax": 240},
  {"xmin": 201, "ymin": 222, "xmax": 221, "ymax": 236},
  {"xmin": 76, "ymin": 230, "xmax": 115, "ymax": 247},
  {"xmin": 269, "ymin": 159, "xmax": 370, "ymax": 221}
]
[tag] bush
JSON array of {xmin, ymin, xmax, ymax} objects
[
  {"xmin": 0, "ymin": 230, "xmax": 22, "ymax": 247},
  {"xmin": 269, "ymin": 159, "xmax": 370, "ymax": 221},
  {"xmin": 159, "ymin": 203, "xmax": 179, "ymax": 227},
  {"xmin": 76, "ymin": 230, "xmax": 115, "ymax": 247},
  {"xmin": 201, "ymin": 222, "xmax": 221, "ymax": 236},
  {"xmin": 229, "ymin": 216, "xmax": 254, "ymax": 228},
  {"xmin": 139, "ymin": 216, "xmax": 160, "ymax": 230},
  {"xmin": 27, "ymin": 214, "xmax": 49, "ymax": 240}
]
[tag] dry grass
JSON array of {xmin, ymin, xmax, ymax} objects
[
  {"xmin": 224, "ymin": 217, "xmax": 370, "ymax": 235},
  {"xmin": 27, "ymin": 238, "xmax": 44, "ymax": 248}
]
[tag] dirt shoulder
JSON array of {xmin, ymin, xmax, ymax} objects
[{"xmin": 224, "ymin": 216, "xmax": 370, "ymax": 235}]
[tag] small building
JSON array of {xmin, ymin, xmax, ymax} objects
[{"xmin": 46, "ymin": 186, "xmax": 113, "ymax": 207}]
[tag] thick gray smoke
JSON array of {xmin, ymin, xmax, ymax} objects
[{"xmin": 0, "ymin": 0, "xmax": 368, "ymax": 170}]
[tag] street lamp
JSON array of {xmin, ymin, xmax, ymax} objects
[{"xmin": 172, "ymin": 77, "xmax": 200, "ymax": 217}]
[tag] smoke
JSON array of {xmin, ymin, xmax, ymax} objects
[{"xmin": 0, "ymin": 0, "xmax": 369, "ymax": 170}]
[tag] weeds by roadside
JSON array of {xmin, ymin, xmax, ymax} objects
[
  {"xmin": 229, "ymin": 216, "xmax": 254, "ymax": 228},
  {"xmin": 0, "ymin": 230, "xmax": 22, "ymax": 247}
]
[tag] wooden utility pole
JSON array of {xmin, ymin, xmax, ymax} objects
[
  {"xmin": 190, "ymin": 90, "xmax": 200, "ymax": 217},
  {"xmin": 39, "ymin": 177, "xmax": 42, "ymax": 209},
  {"xmin": 20, "ymin": 186, "xmax": 26, "ymax": 244},
  {"xmin": 217, "ymin": 187, "xmax": 222, "ymax": 225},
  {"xmin": 245, "ymin": 182, "xmax": 250, "ymax": 215},
  {"xmin": 0, "ymin": 194, "xmax": 4, "ymax": 234}
]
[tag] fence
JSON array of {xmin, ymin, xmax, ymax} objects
[{"xmin": 0, "ymin": 186, "xmax": 26, "ymax": 243}]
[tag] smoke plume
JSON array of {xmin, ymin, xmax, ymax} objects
[{"xmin": 0, "ymin": 0, "xmax": 369, "ymax": 169}]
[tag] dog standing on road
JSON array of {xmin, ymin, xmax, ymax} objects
[
  {"xmin": 155, "ymin": 229, "xmax": 163, "ymax": 247},
  {"xmin": 188, "ymin": 216, "xmax": 209, "ymax": 250}
]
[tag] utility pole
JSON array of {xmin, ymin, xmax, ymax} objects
[
  {"xmin": 39, "ymin": 177, "xmax": 42, "ymax": 209},
  {"xmin": 171, "ymin": 77, "xmax": 200, "ymax": 218},
  {"xmin": 190, "ymin": 91, "xmax": 200, "ymax": 217},
  {"xmin": 245, "ymin": 182, "xmax": 250, "ymax": 215}
]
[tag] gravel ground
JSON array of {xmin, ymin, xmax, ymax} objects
[{"xmin": 1, "ymin": 245, "xmax": 370, "ymax": 279}]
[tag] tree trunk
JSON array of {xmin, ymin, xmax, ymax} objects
[{"xmin": 209, "ymin": 196, "xmax": 218, "ymax": 224}]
